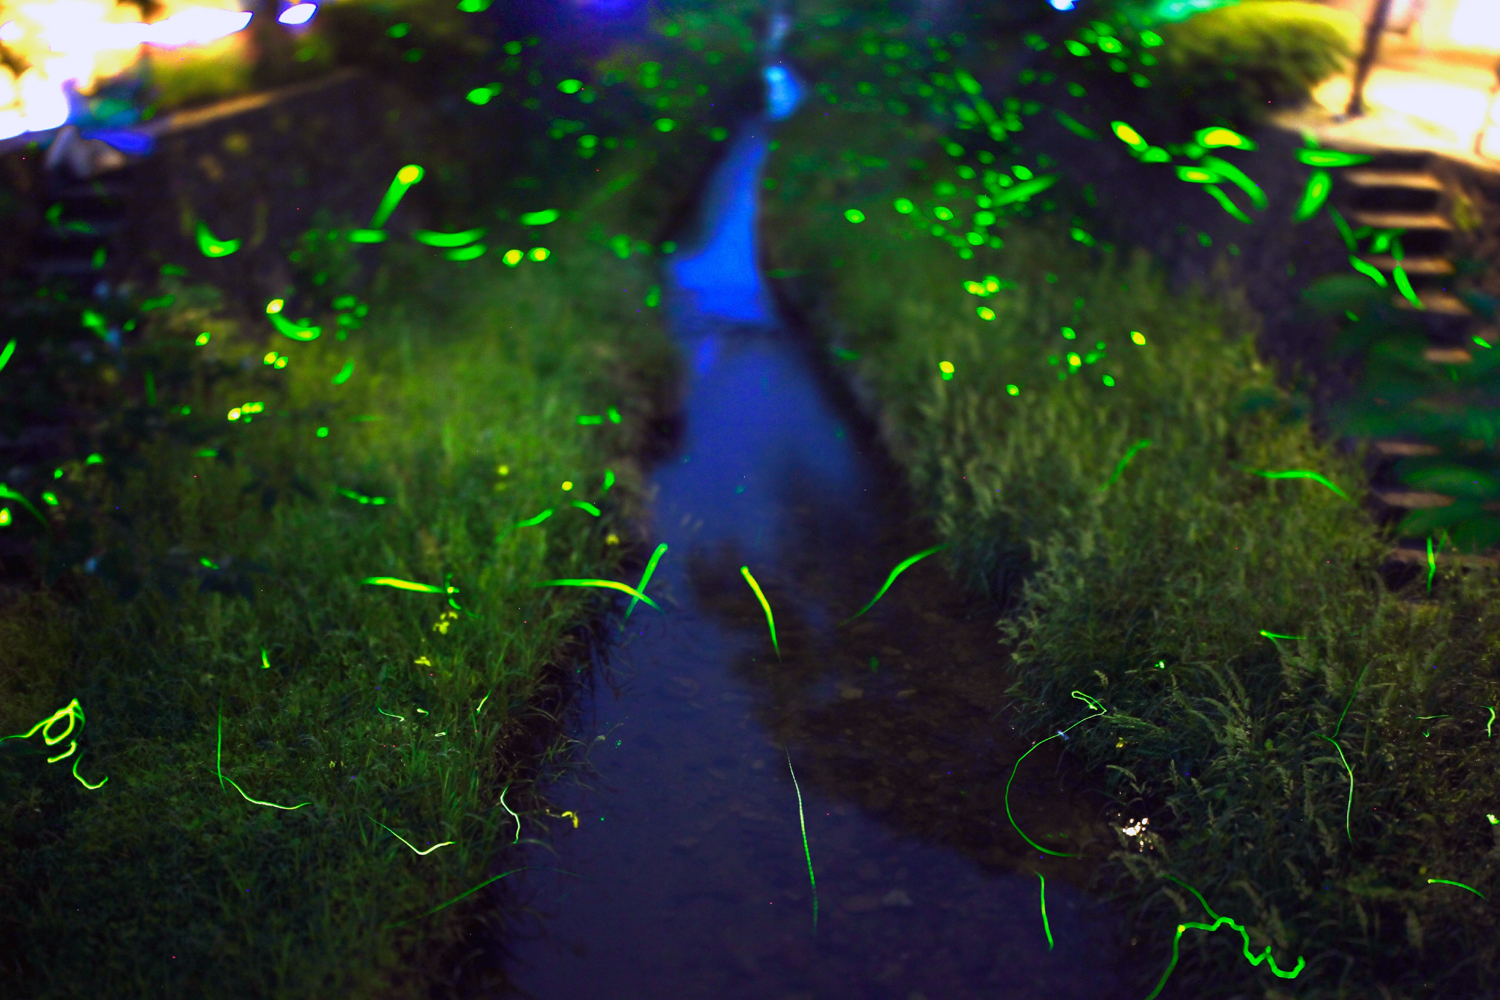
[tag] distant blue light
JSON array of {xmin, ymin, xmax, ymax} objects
[
  {"xmin": 764, "ymin": 65, "xmax": 802, "ymax": 122},
  {"xmin": 1049, "ymin": 0, "xmax": 1077, "ymax": 9}
]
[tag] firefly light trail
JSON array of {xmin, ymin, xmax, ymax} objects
[
  {"xmin": 1101, "ymin": 439, "xmax": 1152, "ymax": 490},
  {"xmin": 1427, "ymin": 878, "xmax": 1485, "ymax": 900},
  {"xmin": 535, "ymin": 579, "xmax": 660, "ymax": 609},
  {"xmin": 371, "ymin": 165, "xmax": 425, "ymax": 228},
  {"xmin": 500, "ymin": 785, "xmax": 521, "ymax": 844},
  {"xmin": 1315, "ymin": 733, "xmax": 1355, "ymax": 845},
  {"xmin": 626, "ymin": 543, "xmax": 667, "ymax": 619},
  {"xmin": 1004, "ymin": 691, "xmax": 1107, "ymax": 857},
  {"xmin": 372, "ymin": 818, "xmax": 454, "ymax": 855},
  {"xmin": 786, "ymin": 747, "xmax": 817, "ymax": 931},
  {"xmin": 841, "ymin": 544, "xmax": 946, "ymax": 623},
  {"xmin": 740, "ymin": 566, "xmax": 779, "ymax": 659},
  {"xmin": 1248, "ymin": 468, "xmax": 1348, "ymax": 499},
  {"xmin": 363, "ymin": 577, "xmax": 444, "ymax": 593},
  {"xmin": 1036, "ymin": 872, "xmax": 1054, "ymax": 949},
  {"xmin": 1144, "ymin": 877, "xmax": 1305, "ymax": 999},
  {"xmin": 217, "ymin": 707, "xmax": 309, "ymax": 810}
]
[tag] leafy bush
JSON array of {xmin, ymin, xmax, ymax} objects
[{"xmin": 1149, "ymin": 1, "xmax": 1360, "ymax": 125}]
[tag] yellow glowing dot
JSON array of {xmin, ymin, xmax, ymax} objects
[
  {"xmin": 964, "ymin": 281, "xmax": 983, "ymax": 295},
  {"xmin": 195, "ymin": 332, "xmax": 210, "ymax": 346},
  {"xmin": 265, "ymin": 298, "xmax": 284, "ymax": 314},
  {"xmin": 264, "ymin": 352, "xmax": 278, "ymax": 364},
  {"xmin": 984, "ymin": 279, "xmax": 999, "ymax": 292},
  {"xmin": 275, "ymin": 357, "xmax": 287, "ymax": 368},
  {"xmin": 606, "ymin": 533, "xmax": 620, "ymax": 545},
  {"xmin": 0, "ymin": 508, "xmax": 9, "ymax": 526},
  {"xmin": 497, "ymin": 464, "xmax": 510, "ymax": 476},
  {"xmin": 529, "ymin": 247, "xmax": 550, "ymax": 261},
  {"xmin": 396, "ymin": 164, "xmax": 424, "ymax": 185},
  {"xmin": 503, "ymin": 249, "xmax": 523, "ymax": 266},
  {"xmin": 1006, "ymin": 384, "xmax": 1019, "ymax": 395},
  {"xmin": 939, "ymin": 361, "xmax": 955, "ymax": 374},
  {"xmin": 1068, "ymin": 353, "xmax": 1081, "ymax": 367},
  {"xmin": 561, "ymin": 481, "xmax": 573, "ymax": 491},
  {"xmin": 977, "ymin": 307, "xmax": 996, "ymax": 321},
  {"xmin": 1116, "ymin": 737, "xmax": 1125, "ymax": 747},
  {"xmin": 1131, "ymin": 331, "xmax": 1146, "ymax": 345},
  {"xmin": 228, "ymin": 408, "xmax": 242, "ymax": 420}
]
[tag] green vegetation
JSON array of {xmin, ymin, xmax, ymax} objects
[
  {"xmin": 0, "ymin": 219, "xmax": 676, "ymax": 999},
  {"xmin": 2, "ymin": 5, "xmax": 770, "ymax": 995},
  {"xmin": 762, "ymin": 99, "xmax": 1500, "ymax": 998},
  {"xmin": 1147, "ymin": 1, "xmax": 1359, "ymax": 125}
]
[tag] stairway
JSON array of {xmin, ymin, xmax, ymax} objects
[{"xmin": 1333, "ymin": 150, "xmax": 1499, "ymax": 570}]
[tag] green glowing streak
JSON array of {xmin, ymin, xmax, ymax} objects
[
  {"xmin": 602, "ymin": 469, "xmax": 615, "ymax": 492},
  {"xmin": 445, "ymin": 244, "xmax": 487, "ymax": 262},
  {"xmin": 535, "ymin": 579, "xmax": 660, "ymax": 610},
  {"xmin": 992, "ymin": 174, "xmax": 1058, "ymax": 206},
  {"xmin": 195, "ymin": 220, "xmax": 241, "ymax": 257},
  {"xmin": 1195, "ymin": 126, "xmax": 1254, "ymax": 150},
  {"xmin": 223, "ymin": 777, "xmax": 310, "ymax": 809},
  {"xmin": 1315, "ymin": 734, "xmax": 1354, "ymax": 845},
  {"xmin": 841, "ymin": 544, "xmax": 947, "ymax": 623},
  {"xmin": 741, "ymin": 566, "xmax": 779, "ymax": 660},
  {"xmin": 1329, "ymin": 208, "xmax": 1356, "ymax": 251},
  {"xmin": 1144, "ymin": 879, "xmax": 1306, "ymax": 1000},
  {"xmin": 1101, "ymin": 438, "xmax": 1152, "ymax": 490},
  {"xmin": 377, "ymin": 707, "xmax": 405, "ymax": 722},
  {"xmin": 1350, "ymin": 256, "xmax": 1389, "ymax": 287},
  {"xmin": 1415, "ymin": 714, "xmax": 1448, "ymax": 720},
  {"xmin": 1259, "ymin": 630, "xmax": 1304, "ymax": 642},
  {"xmin": 1297, "ymin": 148, "xmax": 1372, "ymax": 168},
  {"xmin": 363, "ymin": 577, "xmax": 444, "ymax": 593},
  {"xmin": 577, "ymin": 415, "xmax": 603, "ymax": 425},
  {"xmin": 371, "ymin": 165, "xmax": 424, "ymax": 228},
  {"xmin": 626, "ymin": 543, "xmax": 667, "ymax": 619},
  {"xmin": 413, "ymin": 228, "xmax": 485, "ymax": 248},
  {"xmin": 1427, "ymin": 878, "xmax": 1485, "ymax": 900},
  {"xmin": 269, "ymin": 312, "xmax": 321, "ymax": 341},
  {"xmin": 1487, "ymin": 706, "xmax": 1495, "ymax": 738},
  {"xmin": 219, "ymin": 706, "xmax": 309, "ymax": 809},
  {"xmin": 72, "ymin": 755, "xmax": 107, "ymax": 789},
  {"xmin": 1036, "ymin": 872, "xmax": 1054, "ymax": 949},
  {"xmin": 500, "ymin": 784, "xmax": 521, "ymax": 844},
  {"xmin": 1004, "ymin": 692, "xmax": 1107, "ymax": 858},
  {"xmin": 2, "ymin": 698, "xmax": 83, "ymax": 746},
  {"xmin": 514, "ymin": 509, "xmax": 554, "ymax": 528},
  {"xmin": 519, "ymin": 209, "xmax": 559, "ymax": 226},
  {"xmin": 347, "ymin": 229, "xmax": 387, "ymax": 243},
  {"xmin": 1393, "ymin": 265, "xmax": 1423, "ymax": 308},
  {"xmin": 1332, "ymin": 663, "xmax": 1369, "ymax": 739},
  {"xmin": 372, "ymin": 818, "xmax": 454, "ymax": 855},
  {"xmin": 786, "ymin": 747, "xmax": 817, "ymax": 932},
  {"xmin": 47, "ymin": 739, "xmax": 77, "ymax": 763},
  {"xmin": 0, "ymin": 484, "xmax": 48, "ymax": 528},
  {"xmin": 1200, "ymin": 156, "xmax": 1266, "ymax": 210},
  {"xmin": 1203, "ymin": 184, "xmax": 1251, "ymax": 223},
  {"xmin": 383, "ymin": 867, "xmax": 560, "ymax": 929},
  {"xmin": 1427, "ymin": 536, "xmax": 1436, "ymax": 593},
  {"xmin": 1054, "ymin": 110, "xmax": 1098, "ymax": 140},
  {"xmin": 1296, "ymin": 169, "xmax": 1331, "ymax": 222},
  {"xmin": 572, "ymin": 501, "xmax": 601, "ymax": 516},
  {"xmin": 0, "ymin": 339, "xmax": 16, "ymax": 372},
  {"xmin": 261, "ymin": 648, "xmax": 270, "ymax": 670},
  {"xmin": 332, "ymin": 361, "xmax": 354, "ymax": 385},
  {"xmin": 1250, "ymin": 468, "xmax": 1349, "ymax": 499}
]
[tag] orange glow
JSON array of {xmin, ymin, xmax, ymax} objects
[{"xmin": 0, "ymin": 0, "xmax": 252, "ymax": 139}]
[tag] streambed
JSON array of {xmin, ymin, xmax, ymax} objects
[{"xmin": 500, "ymin": 50, "xmax": 1141, "ymax": 1000}]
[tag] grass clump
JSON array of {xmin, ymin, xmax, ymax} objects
[
  {"xmin": 762, "ymin": 106, "xmax": 1500, "ymax": 998},
  {"xmin": 0, "ymin": 217, "xmax": 676, "ymax": 997}
]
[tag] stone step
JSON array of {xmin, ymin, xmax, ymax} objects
[
  {"xmin": 1371, "ymin": 489, "xmax": 1455, "ymax": 509},
  {"xmin": 1347, "ymin": 210, "xmax": 1454, "ymax": 234},
  {"xmin": 1370, "ymin": 440, "xmax": 1441, "ymax": 457},
  {"xmin": 1423, "ymin": 346, "xmax": 1473, "ymax": 364},
  {"xmin": 1396, "ymin": 291, "xmax": 1472, "ymax": 317},
  {"xmin": 1342, "ymin": 170, "xmax": 1445, "ymax": 193},
  {"xmin": 1361, "ymin": 254, "xmax": 1454, "ymax": 276}
]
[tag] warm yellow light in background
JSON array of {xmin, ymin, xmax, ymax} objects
[{"xmin": 1450, "ymin": 0, "xmax": 1500, "ymax": 50}]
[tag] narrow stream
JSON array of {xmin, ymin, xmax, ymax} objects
[{"xmin": 501, "ymin": 41, "xmax": 1139, "ymax": 1000}]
